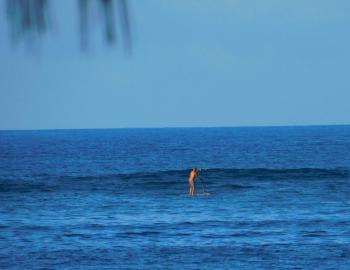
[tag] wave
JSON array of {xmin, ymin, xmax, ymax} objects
[
  {"xmin": 0, "ymin": 168, "xmax": 348, "ymax": 193},
  {"xmin": 2, "ymin": 167, "xmax": 349, "ymax": 181},
  {"xmin": 117, "ymin": 167, "xmax": 350, "ymax": 180}
]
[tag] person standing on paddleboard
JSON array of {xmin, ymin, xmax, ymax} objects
[{"xmin": 189, "ymin": 168, "xmax": 200, "ymax": 196}]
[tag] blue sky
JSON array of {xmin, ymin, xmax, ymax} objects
[{"xmin": 0, "ymin": 0, "xmax": 349, "ymax": 129}]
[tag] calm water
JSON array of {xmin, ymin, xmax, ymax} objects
[{"xmin": 1, "ymin": 126, "xmax": 350, "ymax": 269}]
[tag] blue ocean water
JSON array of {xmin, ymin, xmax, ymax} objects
[{"xmin": 0, "ymin": 126, "xmax": 350, "ymax": 269}]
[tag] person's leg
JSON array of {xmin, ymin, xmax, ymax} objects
[{"xmin": 189, "ymin": 181, "xmax": 194, "ymax": 195}]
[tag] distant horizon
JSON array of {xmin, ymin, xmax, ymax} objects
[{"xmin": 1, "ymin": 123, "xmax": 349, "ymax": 132}]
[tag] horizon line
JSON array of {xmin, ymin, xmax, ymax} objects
[{"xmin": 0, "ymin": 123, "xmax": 349, "ymax": 132}]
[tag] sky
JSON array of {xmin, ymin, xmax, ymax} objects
[{"xmin": 0, "ymin": 0, "xmax": 350, "ymax": 130}]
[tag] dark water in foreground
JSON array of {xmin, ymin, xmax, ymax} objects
[{"xmin": 1, "ymin": 126, "xmax": 350, "ymax": 269}]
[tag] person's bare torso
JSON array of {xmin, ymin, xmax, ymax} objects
[{"xmin": 189, "ymin": 170, "xmax": 197, "ymax": 183}]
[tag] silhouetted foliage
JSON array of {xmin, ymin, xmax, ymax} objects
[
  {"xmin": 5, "ymin": 0, "xmax": 132, "ymax": 53},
  {"xmin": 6, "ymin": 0, "xmax": 49, "ymax": 42}
]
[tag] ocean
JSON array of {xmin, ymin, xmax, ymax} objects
[{"xmin": 0, "ymin": 126, "xmax": 349, "ymax": 269}]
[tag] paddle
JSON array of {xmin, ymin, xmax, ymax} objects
[{"xmin": 197, "ymin": 169, "xmax": 209, "ymax": 194}]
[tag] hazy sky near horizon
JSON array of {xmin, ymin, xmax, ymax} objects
[{"xmin": 1, "ymin": 0, "xmax": 350, "ymax": 129}]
